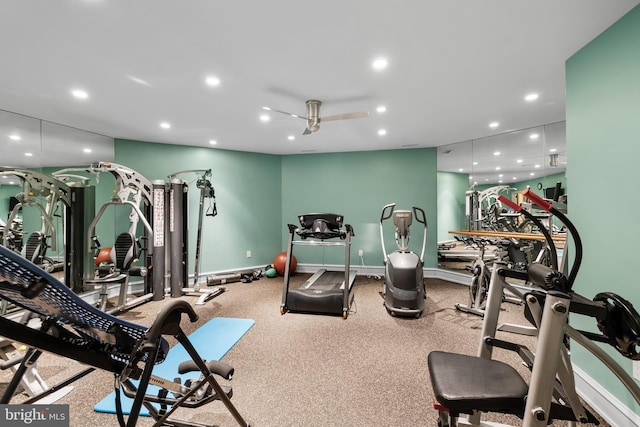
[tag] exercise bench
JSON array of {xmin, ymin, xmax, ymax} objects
[{"xmin": 0, "ymin": 244, "xmax": 250, "ymax": 427}]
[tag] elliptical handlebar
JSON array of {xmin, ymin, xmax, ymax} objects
[
  {"xmin": 380, "ymin": 203, "xmax": 395, "ymax": 222},
  {"xmin": 412, "ymin": 206, "xmax": 427, "ymax": 263},
  {"xmin": 379, "ymin": 203, "xmax": 396, "ymax": 261},
  {"xmin": 379, "ymin": 203, "xmax": 427, "ymax": 263}
]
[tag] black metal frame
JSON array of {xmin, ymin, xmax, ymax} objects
[{"xmin": 0, "ymin": 244, "xmax": 249, "ymax": 427}]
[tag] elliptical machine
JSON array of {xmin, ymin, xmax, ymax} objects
[{"xmin": 379, "ymin": 203, "xmax": 427, "ymax": 317}]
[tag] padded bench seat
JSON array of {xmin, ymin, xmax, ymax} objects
[{"xmin": 428, "ymin": 351, "xmax": 528, "ymax": 416}]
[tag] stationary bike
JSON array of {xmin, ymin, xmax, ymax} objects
[{"xmin": 379, "ymin": 203, "xmax": 427, "ymax": 318}]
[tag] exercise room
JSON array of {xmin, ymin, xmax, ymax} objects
[{"xmin": 1, "ymin": 2, "xmax": 639, "ymax": 426}]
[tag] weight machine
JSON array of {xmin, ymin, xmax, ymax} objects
[
  {"xmin": 167, "ymin": 169, "xmax": 224, "ymax": 305},
  {"xmin": 60, "ymin": 162, "xmax": 164, "ymax": 314},
  {"xmin": 428, "ymin": 189, "xmax": 640, "ymax": 427},
  {"xmin": 0, "ymin": 167, "xmax": 91, "ymax": 292}
]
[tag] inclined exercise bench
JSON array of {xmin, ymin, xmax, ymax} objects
[{"xmin": 0, "ymin": 244, "xmax": 250, "ymax": 427}]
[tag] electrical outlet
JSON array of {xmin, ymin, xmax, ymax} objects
[
  {"xmin": 634, "ymin": 360, "xmax": 640, "ymax": 381},
  {"xmin": 358, "ymin": 249, "xmax": 364, "ymax": 257},
  {"xmin": 246, "ymin": 250, "xmax": 252, "ymax": 258}
]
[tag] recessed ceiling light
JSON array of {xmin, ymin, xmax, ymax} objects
[
  {"xmin": 534, "ymin": 164, "xmax": 541, "ymax": 168},
  {"xmin": 549, "ymin": 148, "xmax": 557, "ymax": 152},
  {"xmin": 376, "ymin": 105, "xmax": 387, "ymax": 113},
  {"xmin": 495, "ymin": 167, "xmax": 501, "ymax": 171},
  {"xmin": 493, "ymin": 151, "xmax": 501, "ymax": 156},
  {"xmin": 25, "ymin": 152, "xmax": 33, "ymax": 157},
  {"xmin": 378, "ymin": 129, "xmax": 387, "ymax": 136},
  {"xmin": 469, "ymin": 176, "xmax": 473, "ymax": 180},
  {"xmin": 160, "ymin": 122, "xmax": 171, "ymax": 129},
  {"xmin": 287, "ymin": 135, "xmax": 295, "ymax": 141},
  {"xmin": 530, "ymin": 172, "xmax": 535, "ymax": 176},
  {"xmin": 205, "ymin": 76, "xmax": 220, "ymax": 86},
  {"xmin": 83, "ymin": 148, "xmax": 92, "ymax": 153},
  {"xmin": 209, "ymin": 140, "xmax": 217, "ymax": 145},
  {"xmin": 8, "ymin": 181, "xmax": 15, "ymax": 185},
  {"xmin": 489, "ymin": 122, "xmax": 499, "ymax": 129},
  {"xmin": 71, "ymin": 89, "xmax": 89, "ymax": 99},
  {"xmin": 512, "ymin": 177, "xmax": 517, "ymax": 180},
  {"xmin": 516, "ymin": 159, "xmax": 523, "ymax": 163},
  {"xmin": 9, "ymin": 134, "xmax": 21, "ymax": 141},
  {"xmin": 498, "ymin": 174, "xmax": 503, "ymax": 178},
  {"xmin": 525, "ymin": 93, "xmax": 539, "ymax": 102},
  {"xmin": 458, "ymin": 168, "xmax": 464, "ymax": 172},
  {"xmin": 473, "ymin": 161, "xmax": 478, "ymax": 166},
  {"xmin": 372, "ymin": 57, "xmax": 388, "ymax": 70},
  {"xmin": 530, "ymin": 133, "xmax": 539, "ymax": 139},
  {"xmin": 260, "ymin": 114, "xmax": 270, "ymax": 122},
  {"xmin": 262, "ymin": 106, "xmax": 271, "ymax": 111}
]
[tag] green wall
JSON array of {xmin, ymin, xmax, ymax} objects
[
  {"xmin": 437, "ymin": 171, "xmax": 469, "ymax": 242},
  {"xmin": 566, "ymin": 4, "xmax": 640, "ymax": 416},
  {"xmin": 282, "ymin": 148, "xmax": 438, "ymax": 268},
  {"xmin": 111, "ymin": 143, "xmax": 438, "ymax": 273},
  {"xmin": 115, "ymin": 139, "xmax": 282, "ymax": 273}
]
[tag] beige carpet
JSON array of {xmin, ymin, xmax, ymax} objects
[{"xmin": 1, "ymin": 274, "xmax": 609, "ymax": 426}]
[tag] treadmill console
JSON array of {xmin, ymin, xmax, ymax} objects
[{"xmin": 297, "ymin": 213, "xmax": 344, "ymax": 240}]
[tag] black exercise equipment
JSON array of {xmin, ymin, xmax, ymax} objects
[
  {"xmin": 0, "ymin": 244, "xmax": 250, "ymax": 427},
  {"xmin": 379, "ymin": 203, "xmax": 427, "ymax": 318},
  {"xmin": 85, "ymin": 232, "xmax": 148, "ymax": 312},
  {"xmin": 0, "ymin": 167, "xmax": 89, "ymax": 290},
  {"xmin": 280, "ymin": 213, "xmax": 356, "ymax": 319},
  {"xmin": 167, "ymin": 169, "xmax": 224, "ymax": 305},
  {"xmin": 428, "ymin": 188, "xmax": 640, "ymax": 427}
]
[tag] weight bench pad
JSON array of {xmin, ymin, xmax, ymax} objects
[{"xmin": 428, "ymin": 351, "xmax": 528, "ymax": 414}]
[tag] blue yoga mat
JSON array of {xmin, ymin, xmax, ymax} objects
[{"xmin": 93, "ymin": 317, "xmax": 255, "ymax": 416}]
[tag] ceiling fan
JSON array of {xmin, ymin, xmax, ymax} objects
[{"xmin": 262, "ymin": 100, "xmax": 369, "ymax": 135}]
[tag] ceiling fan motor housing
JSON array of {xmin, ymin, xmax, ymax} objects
[{"xmin": 306, "ymin": 100, "xmax": 321, "ymax": 132}]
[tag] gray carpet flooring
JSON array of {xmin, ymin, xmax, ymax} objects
[{"xmin": 1, "ymin": 274, "xmax": 609, "ymax": 426}]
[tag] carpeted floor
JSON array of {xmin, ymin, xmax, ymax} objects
[{"xmin": 1, "ymin": 274, "xmax": 610, "ymax": 426}]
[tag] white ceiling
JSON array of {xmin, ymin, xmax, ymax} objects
[{"xmin": 0, "ymin": 0, "xmax": 638, "ymax": 174}]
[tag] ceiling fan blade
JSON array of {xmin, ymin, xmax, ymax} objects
[
  {"xmin": 320, "ymin": 110, "xmax": 370, "ymax": 122},
  {"xmin": 262, "ymin": 106, "xmax": 305, "ymax": 119}
]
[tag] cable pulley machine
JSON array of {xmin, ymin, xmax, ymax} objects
[{"xmin": 167, "ymin": 169, "xmax": 224, "ymax": 305}]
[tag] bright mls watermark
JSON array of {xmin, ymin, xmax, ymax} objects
[{"xmin": 0, "ymin": 405, "xmax": 69, "ymax": 426}]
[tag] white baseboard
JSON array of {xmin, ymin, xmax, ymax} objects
[
  {"xmin": 574, "ymin": 366, "xmax": 640, "ymax": 427},
  {"xmin": 429, "ymin": 267, "xmax": 472, "ymax": 286}
]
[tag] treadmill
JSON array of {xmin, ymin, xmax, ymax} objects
[{"xmin": 280, "ymin": 213, "xmax": 356, "ymax": 319}]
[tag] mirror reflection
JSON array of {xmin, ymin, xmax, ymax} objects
[
  {"xmin": 437, "ymin": 121, "xmax": 567, "ymax": 276},
  {"xmin": 0, "ymin": 109, "xmax": 114, "ymax": 306}
]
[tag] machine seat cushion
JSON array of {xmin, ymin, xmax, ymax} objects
[{"xmin": 428, "ymin": 351, "xmax": 528, "ymax": 415}]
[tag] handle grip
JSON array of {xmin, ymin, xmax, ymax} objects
[
  {"xmin": 522, "ymin": 188, "xmax": 553, "ymax": 212},
  {"xmin": 497, "ymin": 195, "xmax": 521, "ymax": 212}
]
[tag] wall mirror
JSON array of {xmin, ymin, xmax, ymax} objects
[
  {"xmin": 436, "ymin": 121, "xmax": 567, "ymax": 271},
  {"xmin": 0, "ymin": 109, "xmax": 114, "ymax": 303}
]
